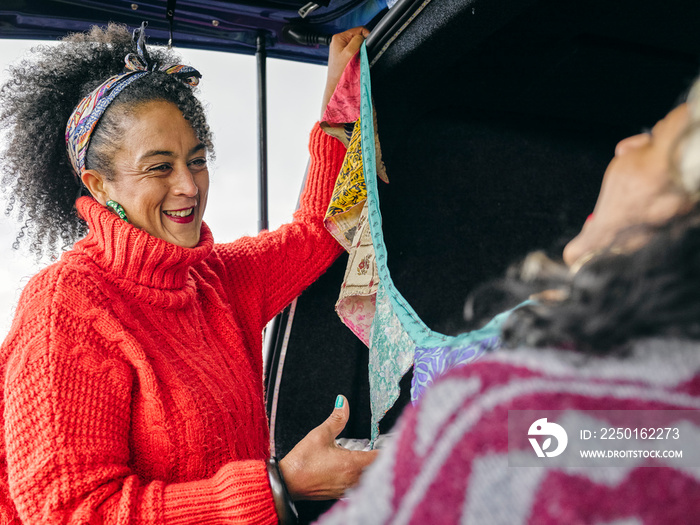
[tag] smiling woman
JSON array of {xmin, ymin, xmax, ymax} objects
[
  {"xmin": 0, "ymin": 37, "xmax": 325, "ymax": 338},
  {"xmin": 81, "ymin": 101, "xmax": 211, "ymax": 248},
  {"xmin": 0, "ymin": 22, "xmax": 376, "ymax": 525}
]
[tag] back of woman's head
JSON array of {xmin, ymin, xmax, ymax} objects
[
  {"xmin": 465, "ymin": 76, "xmax": 700, "ymax": 354},
  {"xmin": 0, "ymin": 24, "xmax": 212, "ymax": 258}
]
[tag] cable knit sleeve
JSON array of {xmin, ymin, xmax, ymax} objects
[
  {"xmin": 2, "ymin": 268, "xmax": 277, "ymax": 525},
  {"xmin": 215, "ymin": 122, "xmax": 346, "ymax": 328}
]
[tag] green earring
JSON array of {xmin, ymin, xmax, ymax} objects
[{"xmin": 106, "ymin": 200, "xmax": 129, "ymax": 223}]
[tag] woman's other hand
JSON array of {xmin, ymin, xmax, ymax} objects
[
  {"xmin": 321, "ymin": 27, "xmax": 370, "ymax": 118},
  {"xmin": 279, "ymin": 395, "xmax": 378, "ymax": 500}
]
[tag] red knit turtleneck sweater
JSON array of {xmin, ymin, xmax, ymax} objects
[{"xmin": 0, "ymin": 124, "xmax": 345, "ymax": 524}]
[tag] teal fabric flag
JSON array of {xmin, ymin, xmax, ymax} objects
[{"xmin": 357, "ymin": 43, "xmax": 522, "ymax": 445}]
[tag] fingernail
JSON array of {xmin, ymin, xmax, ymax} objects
[{"xmin": 335, "ymin": 395, "xmax": 344, "ymax": 409}]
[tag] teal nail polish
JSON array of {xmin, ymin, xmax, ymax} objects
[{"xmin": 335, "ymin": 395, "xmax": 344, "ymax": 409}]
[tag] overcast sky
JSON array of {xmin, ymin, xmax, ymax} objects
[{"xmin": 0, "ymin": 39, "xmax": 327, "ymax": 338}]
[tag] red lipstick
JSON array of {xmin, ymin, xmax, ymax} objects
[{"xmin": 163, "ymin": 207, "xmax": 195, "ymax": 224}]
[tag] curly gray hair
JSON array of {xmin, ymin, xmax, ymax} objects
[{"xmin": 0, "ymin": 24, "xmax": 214, "ymax": 258}]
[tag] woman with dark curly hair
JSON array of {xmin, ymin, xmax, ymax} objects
[
  {"xmin": 0, "ymin": 22, "xmax": 375, "ymax": 524},
  {"xmin": 316, "ymin": 81, "xmax": 700, "ymax": 524}
]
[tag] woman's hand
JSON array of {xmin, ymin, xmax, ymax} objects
[
  {"xmin": 321, "ymin": 26, "xmax": 370, "ymax": 118},
  {"xmin": 279, "ymin": 395, "xmax": 378, "ymax": 500}
]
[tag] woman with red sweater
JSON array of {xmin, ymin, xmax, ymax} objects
[{"xmin": 0, "ymin": 22, "xmax": 375, "ymax": 524}]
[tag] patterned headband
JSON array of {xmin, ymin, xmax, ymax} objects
[{"xmin": 65, "ymin": 22, "xmax": 202, "ymax": 179}]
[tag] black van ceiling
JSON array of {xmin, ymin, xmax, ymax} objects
[{"xmin": 373, "ymin": 0, "xmax": 700, "ymax": 131}]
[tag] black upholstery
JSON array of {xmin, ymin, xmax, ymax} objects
[{"xmin": 269, "ymin": 0, "xmax": 700, "ymax": 521}]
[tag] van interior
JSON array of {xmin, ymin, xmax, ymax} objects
[{"xmin": 267, "ymin": 1, "xmax": 700, "ymax": 521}]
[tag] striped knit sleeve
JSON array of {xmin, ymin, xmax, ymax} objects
[
  {"xmin": 316, "ymin": 346, "xmax": 700, "ymax": 524},
  {"xmin": 214, "ymin": 122, "xmax": 346, "ymax": 330}
]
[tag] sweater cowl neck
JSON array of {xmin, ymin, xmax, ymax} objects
[{"xmin": 72, "ymin": 197, "xmax": 214, "ymax": 292}]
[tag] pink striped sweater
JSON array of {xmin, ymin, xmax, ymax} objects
[{"xmin": 318, "ymin": 340, "xmax": 700, "ymax": 524}]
